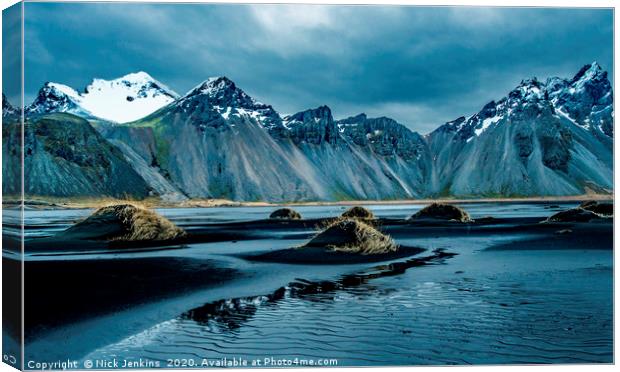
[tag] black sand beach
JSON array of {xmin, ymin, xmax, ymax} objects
[{"xmin": 10, "ymin": 202, "xmax": 614, "ymax": 365}]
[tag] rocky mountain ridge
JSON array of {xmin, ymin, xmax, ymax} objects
[{"xmin": 4, "ymin": 62, "xmax": 613, "ymax": 200}]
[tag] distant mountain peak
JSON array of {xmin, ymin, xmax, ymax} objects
[{"xmin": 27, "ymin": 72, "xmax": 179, "ymax": 123}]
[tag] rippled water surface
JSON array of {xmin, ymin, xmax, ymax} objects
[
  {"xmin": 21, "ymin": 203, "xmax": 613, "ymax": 366},
  {"xmin": 84, "ymin": 249, "xmax": 611, "ymax": 365}
]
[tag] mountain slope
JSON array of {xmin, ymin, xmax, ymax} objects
[
  {"xmin": 427, "ymin": 62, "xmax": 613, "ymax": 197},
  {"xmin": 106, "ymin": 76, "xmax": 434, "ymax": 201},
  {"xmin": 273, "ymin": 108, "xmax": 432, "ymax": 199},
  {"xmin": 2, "ymin": 113, "xmax": 152, "ymax": 198},
  {"xmin": 26, "ymin": 72, "xmax": 178, "ymax": 123},
  {"xmin": 107, "ymin": 77, "xmax": 326, "ymax": 201}
]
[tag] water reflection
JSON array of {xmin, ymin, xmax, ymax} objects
[{"xmin": 183, "ymin": 249, "xmax": 456, "ymax": 331}]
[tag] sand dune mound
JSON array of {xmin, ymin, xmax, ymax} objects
[
  {"xmin": 341, "ymin": 206, "xmax": 375, "ymax": 220},
  {"xmin": 306, "ymin": 219, "xmax": 397, "ymax": 255},
  {"xmin": 63, "ymin": 204, "xmax": 186, "ymax": 242},
  {"xmin": 545, "ymin": 207, "xmax": 605, "ymax": 223},
  {"xmin": 269, "ymin": 208, "xmax": 302, "ymax": 220},
  {"xmin": 579, "ymin": 201, "xmax": 613, "ymax": 216},
  {"xmin": 410, "ymin": 203, "xmax": 471, "ymax": 222}
]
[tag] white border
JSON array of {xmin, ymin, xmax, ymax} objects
[{"xmin": 0, "ymin": 1, "xmax": 616, "ymax": 372}]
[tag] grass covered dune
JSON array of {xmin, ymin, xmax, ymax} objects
[
  {"xmin": 244, "ymin": 216, "xmax": 424, "ymax": 264},
  {"xmin": 60, "ymin": 204, "xmax": 186, "ymax": 242}
]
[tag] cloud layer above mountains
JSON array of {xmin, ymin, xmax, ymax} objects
[{"xmin": 22, "ymin": 3, "xmax": 613, "ymax": 132}]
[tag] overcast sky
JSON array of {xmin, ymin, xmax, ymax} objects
[{"xmin": 17, "ymin": 3, "xmax": 614, "ymax": 133}]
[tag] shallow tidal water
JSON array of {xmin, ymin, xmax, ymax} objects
[{"xmin": 18, "ymin": 203, "xmax": 613, "ymax": 366}]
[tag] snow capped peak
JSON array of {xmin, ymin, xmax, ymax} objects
[
  {"xmin": 570, "ymin": 61, "xmax": 604, "ymax": 84},
  {"xmin": 118, "ymin": 71, "xmax": 156, "ymax": 83},
  {"xmin": 80, "ymin": 72, "xmax": 179, "ymax": 122},
  {"xmin": 184, "ymin": 76, "xmax": 252, "ymax": 105},
  {"xmin": 186, "ymin": 76, "xmax": 234, "ymax": 93},
  {"xmin": 434, "ymin": 62, "xmax": 614, "ymax": 142},
  {"xmin": 46, "ymin": 82, "xmax": 82, "ymax": 100},
  {"xmin": 552, "ymin": 61, "xmax": 613, "ymax": 136},
  {"xmin": 88, "ymin": 71, "xmax": 178, "ymax": 97},
  {"xmin": 26, "ymin": 82, "xmax": 91, "ymax": 117},
  {"xmin": 27, "ymin": 72, "xmax": 179, "ymax": 123},
  {"xmin": 206, "ymin": 75, "xmax": 234, "ymax": 86}
]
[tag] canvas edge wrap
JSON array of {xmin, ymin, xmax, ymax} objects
[{"xmin": 2, "ymin": 1, "xmax": 24, "ymax": 370}]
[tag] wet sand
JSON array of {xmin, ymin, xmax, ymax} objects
[{"xmin": 19, "ymin": 214, "xmax": 612, "ymax": 337}]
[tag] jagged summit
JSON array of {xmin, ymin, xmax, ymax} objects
[
  {"xmin": 427, "ymin": 62, "xmax": 612, "ymax": 198},
  {"xmin": 337, "ymin": 113, "xmax": 368, "ymax": 124},
  {"xmin": 570, "ymin": 61, "xmax": 605, "ymax": 84},
  {"xmin": 183, "ymin": 76, "xmax": 256, "ymax": 107},
  {"xmin": 26, "ymin": 72, "xmax": 179, "ymax": 123},
  {"xmin": 548, "ymin": 61, "xmax": 612, "ymax": 135},
  {"xmin": 281, "ymin": 105, "xmax": 338, "ymax": 145},
  {"xmin": 335, "ymin": 114, "xmax": 428, "ymax": 161},
  {"xmin": 433, "ymin": 62, "xmax": 613, "ymax": 142},
  {"xmin": 283, "ymin": 105, "xmax": 333, "ymax": 127},
  {"xmin": 510, "ymin": 78, "xmax": 545, "ymax": 102},
  {"xmin": 173, "ymin": 76, "xmax": 283, "ymax": 131}
]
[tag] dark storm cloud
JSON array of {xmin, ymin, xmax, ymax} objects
[{"xmin": 22, "ymin": 3, "xmax": 613, "ymax": 133}]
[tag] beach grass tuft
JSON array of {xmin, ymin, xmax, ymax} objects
[
  {"xmin": 269, "ymin": 208, "xmax": 302, "ymax": 220},
  {"xmin": 410, "ymin": 202, "xmax": 471, "ymax": 222},
  {"xmin": 306, "ymin": 218, "xmax": 397, "ymax": 255}
]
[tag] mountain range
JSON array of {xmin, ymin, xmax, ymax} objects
[{"xmin": 2, "ymin": 63, "xmax": 613, "ymax": 201}]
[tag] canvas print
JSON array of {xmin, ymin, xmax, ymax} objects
[{"xmin": 1, "ymin": 2, "xmax": 614, "ymax": 369}]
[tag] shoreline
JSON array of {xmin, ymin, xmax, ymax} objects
[{"xmin": 3, "ymin": 193, "xmax": 613, "ymax": 210}]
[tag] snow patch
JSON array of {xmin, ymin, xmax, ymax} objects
[
  {"xmin": 79, "ymin": 72, "xmax": 178, "ymax": 122},
  {"xmin": 474, "ymin": 115, "xmax": 501, "ymax": 137},
  {"xmin": 556, "ymin": 108, "xmax": 581, "ymax": 128}
]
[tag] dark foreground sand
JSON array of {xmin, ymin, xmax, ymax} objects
[
  {"xmin": 15, "ymin": 212, "xmax": 612, "ymax": 343},
  {"xmin": 23, "ymin": 257, "xmax": 239, "ymax": 340}
]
